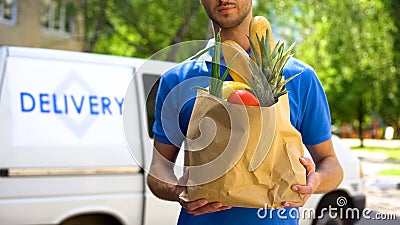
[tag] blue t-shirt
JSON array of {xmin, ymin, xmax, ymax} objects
[{"xmin": 152, "ymin": 55, "xmax": 332, "ymax": 224}]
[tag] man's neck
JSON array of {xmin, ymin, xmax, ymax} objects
[{"xmin": 213, "ymin": 15, "xmax": 252, "ymax": 51}]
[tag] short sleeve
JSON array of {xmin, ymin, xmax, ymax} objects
[
  {"xmin": 152, "ymin": 60, "xmax": 210, "ymax": 147},
  {"xmin": 285, "ymin": 58, "xmax": 332, "ymax": 145},
  {"xmin": 152, "ymin": 71, "xmax": 182, "ymax": 146}
]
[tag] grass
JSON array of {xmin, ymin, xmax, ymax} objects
[
  {"xmin": 351, "ymin": 147, "xmax": 400, "ymax": 176},
  {"xmin": 378, "ymin": 167, "xmax": 400, "ymax": 176},
  {"xmin": 351, "ymin": 146, "xmax": 400, "ymax": 162}
]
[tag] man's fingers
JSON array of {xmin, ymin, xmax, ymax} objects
[
  {"xmin": 191, "ymin": 202, "xmax": 222, "ymax": 215},
  {"xmin": 286, "ymin": 158, "xmax": 317, "ymax": 208},
  {"xmin": 300, "ymin": 157, "xmax": 314, "ymax": 173},
  {"xmin": 201, "ymin": 205, "xmax": 232, "ymax": 214},
  {"xmin": 183, "ymin": 199, "xmax": 208, "ymax": 211},
  {"xmin": 292, "ymin": 184, "xmax": 314, "ymax": 194},
  {"xmin": 189, "ymin": 202, "xmax": 224, "ymax": 216},
  {"xmin": 282, "ymin": 194, "xmax": 311, "ymax": 208},
  {"xmin": 218, "ymin": 206, "xmax": 232, "ymax": 211},
  {"xmin": 282, "ymin": 201, "xmax": 304, "ymax": 208},
  {"xmin": 185, "ymin": 201, "xmax": 231, "ymax": 216}
]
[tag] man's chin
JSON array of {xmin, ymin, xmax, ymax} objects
[{"xmin": 215, "ymin": 19, "xmax": 242, "ymax": 29}]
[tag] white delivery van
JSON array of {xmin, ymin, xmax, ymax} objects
[
  {"xmin": 0, "ymin": 46, "xmax": 365, "ymax": 225},
  {"xmin": 0, "ymin": 46, "xmax": 181, "ymax": 225}
]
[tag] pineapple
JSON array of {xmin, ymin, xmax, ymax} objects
[{"xmin": 247, "ymin": 16, "xmax": 299, "ymax": 107}]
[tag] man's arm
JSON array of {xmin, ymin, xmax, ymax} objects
[
  {"xmin": 147, "ymin": 140, "xmax": 231, "ymax": 215},
  {"xmin": 306, "ymin": 138, "xmax": 344, "ymax": 193},
  {"xmin": 284, "ymin": 138, "xmax": 344, "ymax": 207},
  {"xmin": 147, "ymin": 140, "xmax": 180, "ymax": 201}
]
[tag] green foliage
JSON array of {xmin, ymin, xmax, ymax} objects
[
  {"xmin": 382, "ymin": 0, "xmax": 400, "ymax": 129},
  {"xmin": 79, "ymin": 0, "xmax": 399, "ymax": 133},
  {"xmin": 254, "ymin": 0, "xmax": 399, "ymax": 138},
  {"xmin": 296, "ymin": 0, "xmax": 396, "ymax": 135},
  {"xmin": 81, "ymin": 0, "xmax": 209, "ymax": 59}
]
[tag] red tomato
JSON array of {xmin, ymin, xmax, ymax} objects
[{"xmin": 227, "ymin": 90, "xmax": 260, "ymax": 106}]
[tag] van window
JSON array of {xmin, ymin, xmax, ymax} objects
[{"xmin": 142, "ymin": 74, "xmax": 160, "ymax": 138}]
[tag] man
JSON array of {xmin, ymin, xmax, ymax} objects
[{"xmin": 147, "ymin": 0, "xmax": 343, "ymax": 224}]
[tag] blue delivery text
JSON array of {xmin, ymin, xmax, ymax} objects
[{"xmin": 20, "ymin": 92, "xmax": 124, "ymax": 115}]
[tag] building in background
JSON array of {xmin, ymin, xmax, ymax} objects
[{"xmin": 0, "ymin": 0, "xmax": 84, "ymax": 51}]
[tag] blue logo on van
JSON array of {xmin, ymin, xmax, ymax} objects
[{"xmin": 19, "ymin": 71, "xmax": 125, "ymax": 138}]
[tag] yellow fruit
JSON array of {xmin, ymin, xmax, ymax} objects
[
  {"xmin": 222, "ymin": 81, "xmax": 251, "ymax": 99},
  {"xmin": 221, "ymin": 40, "xmax": 252, "ymax": 85},
  {"xmin": 249, "ymin": 16, "xmax": 275, "ymax": 57}
]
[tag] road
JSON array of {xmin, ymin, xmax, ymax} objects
[
  {"xmin": 354, "ymin": 160, "xmax": 400, "ymax": 224},
  {"xmin": 343, "ymin": 139, "xmax": 400, "ymax": 224},
  {"xmin": 355, "ymin": 211, "xmax": 399, "ymax": 224}
]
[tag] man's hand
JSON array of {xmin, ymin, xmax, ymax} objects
[
  {"xmin": 282, "ymin": 157, "xmax": 320, "ymax": 207},
  {"xmin": 178, "ymin": 199, "xmax": 232, "ymax": 216},
  {"xmin": 282, "ymin": 139, "xmax": 344, "ymax": 207},
  {"xmin": 174, "ymin": 169, "xmax": 231, "ymax": 216}
]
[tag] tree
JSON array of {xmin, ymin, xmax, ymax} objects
[
  {"xmin": 255, "ymin": 0, "xmax": 397, "ymax": 143},
  {"xmin": 80, "ymin": 0, "xmax": 210, "ymax": 59},
  {"xmin": 78, "ymin": 0, "xmax": 399, "ymax": 142},
  {"xmin": 383, "ymin": 0, "xmax": 400, "ymax": 138},
  {"xmin": 295, "ymin": 0, "xmax": 396, "ymax": 144}
]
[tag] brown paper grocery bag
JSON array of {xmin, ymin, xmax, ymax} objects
[{"xmin": 182, "ymin": 90, "xmax": 306, "ymax": 208}]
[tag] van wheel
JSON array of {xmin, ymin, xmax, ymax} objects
[
  {"xmin": 60, "ymin": 214, "xmax": 121, "ymax": 225},
  {"xmin": 314, "ymin": 211, "xmax": 345, "ymax": 225},
  {"xmin": 312, "ymin": 192, "xmax": 355, "ymax": 225}
]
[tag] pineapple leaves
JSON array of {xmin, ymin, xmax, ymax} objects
[
  {"xmin": 249, "ymin": 37, "xmax": 261, "ymax": 67},
  {"xmin": 247, "ymin": 26, "xmax": 299, "ymax": 107},
  {"xmin": 248, "ymin": 60, "xmax": 275, "ymax": 106}
]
